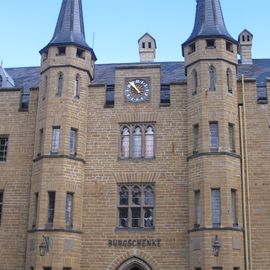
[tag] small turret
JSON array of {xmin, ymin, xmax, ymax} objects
[
  {"xmin": 138, "ymin": 33, "xmax": 156, "ymax": 62},
  {"xmin": 238, "ymin": 29, "xmax": 253, "ymax": 64}
]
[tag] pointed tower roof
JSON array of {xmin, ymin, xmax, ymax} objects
[
  {"xmin": 182, "ymin": 0, "xmax": 237, "ymax": 47},
  {"xmin": 40, "ymin": 0, "xmax": 95, "ymax": 58}
]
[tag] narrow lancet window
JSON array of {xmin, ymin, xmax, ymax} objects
[
  {"xmin": 133, "ymin": 127, "xmax": 142, "ymax": 158},
  {"xmin": 57, "ymin": 73, "xmax": 63, "ymax": 96},
  {"xmin": 121, "ymin": 127, "xmax": 130, "ymax": 159},
  {"xmin": 209, "ymin": 66, "xmax": 216, "ymax": 91},
  {"xmin": 227, "ymin": 68, "xmax": 233, "ymax": 94},
  {"xmin": 145, "ymin": 126, "xmax": 154, "ymax": 158}
]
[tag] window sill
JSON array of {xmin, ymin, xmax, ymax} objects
[
  {"xmin": 118, "ymin": 157, "xmax": 155, "ymax": 161},
  {"xmin": 115, "ymin": 227, "xmax": 155, "ymax": 232},
  {"xmin": 104, "ymin": 103, "xmax": 114, "ymax": 108},
  {"xmin": 18, "ymin": 108, "xmax": 29, "ymax": 112},
  {"xmin": 159, "ymin": 103, "xmax": 170, "ymax": 107}
]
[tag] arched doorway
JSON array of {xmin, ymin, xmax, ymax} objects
[{"xmin": 117, "ymin": 257, "xmax": 153, "ymax": 270}]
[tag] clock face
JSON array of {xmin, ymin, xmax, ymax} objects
[{"xmin": 124, "ymin": 78, "xmax": 150, "ymax": 103}]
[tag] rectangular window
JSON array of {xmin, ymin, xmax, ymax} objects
[
  {"xmin": 193, "ymin": 124, "xmax": 199, "ymax": 153},
  {"xmin": 194, "ymin": 190, "xmax": 201, "ymax": 227},
  {"xmin": 76, "ymin": 48, "xmax": 85, "ymax": 59},
  {"xmin": 20, "ymin": 90, "xmax": 30, "ymax": 110},
  {"xmin": 231, "ymin": 189, "xmax": 238, "ymax": 227},
  {"xmin": 209, "ymin": 122, "xmax": 219, "ymax": 151},
  {"xmin": 105, "ymin": 85, "xmax": 115, "ymax": 107},
  {"xmin": 51, "ymin": 127, "xmax": 60, "ymax": 154},
  {"xmin": 37, "ymin": 129, "xmax": 43, "ymax": 156},
  {"xmin": 47, "ymin": 191, "xmax": 55, "ymax": 226},
  {"xmin": 0, "ymin": 136, "xmax": 8, "ymax": 161},
  {"xmin": 228, "ymin": 123, "xmax": 235, "ymax": 152},
  {"xmin": 65, "ymin": 192, "xmax": 73, "ymax": 228},
  {"xmin": 212, "ymin": 189, "xmax": 221, "ymax": 228},
  {"xmin": 118, "ymin": 184, "xmax": 154, "ymax": 229},
  {"xmin": 32, "ymin": 192, "xmax": 39, "ymax": 228},
  {"xmin": 120, "ymin": 124, "xmax": 155, "ymax": 159},
  {"xmin": 206, "ymin": 39, "xmax": 216, "ymax": 48},
  {"xmin": 160, "ymin": 85, "xmax": 170, "ymax": 105},
  {"xmin": 257, "ymin": 84, "xmax": 268, "ymax": 104},
  {"xmin": 69, "ymin": 128, "xmax": 77, "ymax": 156},
  {"xmin": 0, "ymin": 191, "xmax": 3, "ymax": 224},
  {"xmin": 57, "ymin": 46, "xmax": 66, "ymax": 56}
]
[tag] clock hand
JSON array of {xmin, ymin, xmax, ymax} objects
[{"xmin": 129, "ymin": 81, "xmax": 141, "ymax": 94}]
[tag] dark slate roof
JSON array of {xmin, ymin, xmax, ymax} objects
[
  {"xmin": 5, "ymin": 59, "xmax": 270, "ymax": 91},
  {"xmin": 182, "ymin": 0, "xmax": 237, "ymax": 49},
  {"xmin": 40, "ymin": 0, "xmax": 96, "ymax": 59}
]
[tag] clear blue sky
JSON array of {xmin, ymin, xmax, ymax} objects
[{"xmin": 0, "ymin": 0, "xmax": 269, "ymax": 67}]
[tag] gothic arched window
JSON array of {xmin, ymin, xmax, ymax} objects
[
  {"xmin": 226, "ymin": 68, "xmax": 233, "ymax": 94},
  {"xmin": 133, "ymin": 126, "xmax": 142, "ymax": 158},
  {"xmin": 209, "ymin": 65, "xmax": 216, "ymax": 91},
  {"xmin": 121, "ymin": 126, "xmax": 130, "ymax": 159},
  {"xmin": 192, "ymin": 69, "xmax": 198, "ymax": 95},
  {"xmin": 57, "ymin": 72, "xmax": 63, "ymax": 96},
  {"xmin": 145, "ymin": 126, "xmax": 154, "ymax": 158}
]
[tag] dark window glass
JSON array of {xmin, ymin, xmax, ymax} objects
[
  {"xmin": 47, "ymin": 192, "xmax": 55, "ymax": 225},
  {"xmin": 76, "ymin": 48, "xmax": 85, "ymax": 59},
  {"xmin": 209, "ymin": 66, "xmax": 216, "ymax": 91},
  {"xmin": 32, "ymin": 192, "xmax": 38, "ymax": 228},
  {"xmin": 192, "ymin": 70, "xmax": 198, "ymax": 95},
  {"xmin": 188, "ymin": 43, "xmax": 196, "ymax": 54},
  {"xmin": 212, "ymin": 189, "xmax": 221, "ymax": 228},
  {"xmin": 57, "ymin": 47, "xmax": 66, "ymax": 56},
  {"xmin": 194, "ymin": 190, "xmax": 201, "ymax": 227},
  {"xmin": 148, "ymin": 42, "xmax": 152, "ymax": 49},
  {"xmin": 160, "ymin": 85, "xmax": 170, "ymax": 104},
  {"xmin": 257, "ymin": 82, "xmax": 268, "ymax": 104},
  {"xmin": 37, "ymin": 129, "xmax": 43, "ymax": 156},
  {"xmin": 206, "ymin": 39, "xmax": 216, "ymax": 48},
  {"xmin": 21, "ymin": 91, "xmax": 30, "ymax": 110},
  {"xmin": 193, "ymin": 124, "xmax": 199, "ymax": 153},
  {"xmin": 142, "ymin": 42, "xmax": 145, "ymax": 49},
  {"xmin": 226, "ymin": 41, "xmax": 233, "ymax": 52},
  {"xmin": 118, "ymin": 184, "xmax": 155, "ymax": 229},
  {"xmin": 105, "ymin": 85, "xmax": 115, "ymax": 106},
  {"xmin": 227, "ymin": 69, "xmax": 233, "ymax": 94},
  {"xmin": 0, "ymin": 191, "xmax": 3, "ymax": 224},
  {"xmin": 0, "ymin": 137, "xmax": 8, "ymax": 161},
  {"xmin": 0, "ymin": 75, "xmax": 2, "ymax": 87}
]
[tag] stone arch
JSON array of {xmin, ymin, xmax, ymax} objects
[{"xmin": 117, "ymin": 256, "xmax": 152, "ymax": 270}]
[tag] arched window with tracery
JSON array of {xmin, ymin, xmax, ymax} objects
[
  {"xmin": 133, "ymin": 126, "xmax": 142, "ymax": 158},
  {"xmin": 121, "ymin": 126, "xmax": 130, "ymax": 159},
  {"xmin": 145, "ymin": 126, "xmax": 154, "ymax": 158},
  {"xmin": 209, "ymin": 65, "xmax": 216, "ymax": 91},
  {"xmin": 226, "ymin": 68, "xmax": 233, "ymax": 94},
  {"xmin": 57, "ymin": 72, "xmax": 63, "ymax": 96},
  {"xmin": 0, "ymin": 75, "xmax": 3, "ymax": 88}
]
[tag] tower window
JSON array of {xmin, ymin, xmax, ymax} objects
[
  {"xmin": 37, "ymin": 128, "xmax": 43, "ymax": 157},
  {"xmin": 209, "ymin": 65, "xmax": 216, "ymax": 91},
  {"xmin": 142, "ymin": 42, "xmax": 145, "ymax": 49},
  {"xmin": 47, "ymin": 191, "xmax": 55, "ymax": 227},
  {"xmin": 160, "ymin": 85, "xmax": 170, "ymax": 105},
  {"xmin": 231, "ymin": 189, "xmax": 238, "ymax": 227},
  {"xmin": 242, "ymin": 35, "xmax": 245, "ymax": 42},
  {"xmin": 148, "ymin": 42, "xmax": 152, "ymax": 49},
  {"xmin": 192, "ymin": 70, "xmax": 198, "ymax": 95},
  {"xmin": 226, "ymin": 41, "xmax": 233, "ymax": 52},
  {"xmin": 74, "ymin": 75, "xmax": 80, "ymax": 97},
  {"xmin": 57, "ymin": 73, "xmax": 63, "ymax": 96},
  {"xmin": 193, "ymin": 124, "xmax": 199, "ymax": 153},
  {"xmin": 69, "ymin": 128, "xmax": 77, "ymax": 156},
  {"xmin": 57, "ymin": 46, "xmax": 66, "ymax": 56},
  {"xmin": 32, "ymin": 192, "xmax": 39, "ymax": 228},
  {"xmin": 257, "ymin": 82, "xmax": 268, "ymax": 104},
  {"xmin": 206, "ymin": 39, "xmax": 216, "ymax": 48},
  {"xmin": 212, "ymin": 189, "xmax": 221, "ymax": 228},
  {"xmin": 188, "ymin": 43, "xmax": 196, "ymax": 54},
  {"xmin": 118, "ymin": 184, "xmax": 155, "ymax": 229},
  {"xmin": 228, "ymin": 123, "xmax": 235, "ymax": 152},
  {"xmin": 194, "ymin": 190, "xmax": 201, "ymax": 228},
  {"xmin": 76, "ymin": 48, "xmax": 85, "ymax": 59},
  {"xmin": 0, "ymin": 75, "xmax": 2, "ymax": 88},
  {"xmin": 247, "ymin": 35, "xmax": 250, "ymax": 42},
  {"xmin": 43, "ymin": 75, "xmax": 48, "ymax": 100},
  {"xmin": 43, "ymin": 50, "xmax": 48, "ymax": 61},
  {"xmin": 209, "ymin": 122, "xmax": 219, "ymax": 151},
  {"xmin": 226, "ymin": 68, "xmax": 233, "ymax": 94},
  {"xmin": 0, "ymin": 136, "xmax": 8, "ymax": 161},
  {"xmin": 105, "ymin": 85, "xmax": 115, "ymax": 107},
  {"xmin": 65, "ymin": 192, "xmax": 74, "ymax": 228},
  {"xmin": 20, "ymin": 90, "xmax": 30, "ymax": 111},
  {"xmin": 51, "ymin": 127, "xmax": 60, "ymax": 154},
  {"xmin": 0, "ymin": 191, "xmax": 3, "ymax": 225}
]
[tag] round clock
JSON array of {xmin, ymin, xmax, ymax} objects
[{"xmin": 124, "ymin": 79, "xmax": 150, "ymax": 103}]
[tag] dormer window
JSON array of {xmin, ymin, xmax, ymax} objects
[
  {"xmin": 206, "ymin": 39, "xmax": 216, "ymax": 49},
  {"xmin": 142, "ymin": 42, "xmax": 145, "ymax": 49},
  {"xmin": 57, "ymin": 46, "xmax": 66, "ymax": 56},
  {"xmin": 76, "ymin": 48, "xmax": 85, "ymax": 59},
  {"xmin": 247, "ymin": 35, "xmax": 250, "ymax": 42},
  {"xmin": 226, "ymin": 41, "xmax": 233, "ymax": 52},
  {"xmin": 0, "ymin": 76, "xmax": 2, "ymax": 88},
  {"xmin": 188, "ymin": 43, "xmax": 196, "ymax": 54},
  {"xmin": 148, "ymin": 42, "xmax": 152, "ymax": 49},
  {"xmin": 242, "ymin": 36, "xmax": 245, "ymax": 42}
]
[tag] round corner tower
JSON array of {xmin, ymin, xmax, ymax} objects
[
  {"xmin": 26, "ymin": 0, "xmax": 96, "ymax": 269},
  {"xmin": 182, "ymin": 0, "xmax": 245, "ymax": 269}
]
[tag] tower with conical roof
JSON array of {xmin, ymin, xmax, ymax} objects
[
  {"xmin": 182, "ymin": 0, "xmax": 244, "ymax": 269},
  {"xmin": 26, "ymin": 1, "xmax": 96, "ymax": 269}
]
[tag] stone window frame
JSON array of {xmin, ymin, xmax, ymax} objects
[
  {"xmin": 0, "ymin": 135, "xmax": 9, "ymax": 162},
  {"xmin": 192, "ymin": 69, "xmax": 198, "ymax": 95},
  {"xmin": 211, "ymin": 188, "xmax": 221, "ymax": 228},
  {"xmin": 32, "ymin": 192, "xmax": 39, "ymax": 228},
  {"xmin": 209, "ymin": 65, "xmax": 216, "ymax": 91},
  {"xmin": 56, "ymin": 72, "xmax": 64, "ymax": 96},
  {"xmin": 51, "ymin": 126, "xmax": 60, "ymax": 155},
  {"xmin": 194, "ymin": 190, "xmax": 201, "ymax": 228},
  {"xmin": 193, "ymin": 124, "xmax": 199, "ymax": 153},
  {"xmin": 231, "ymin": 189, "xmax": 238, "ymax": 227},
  {"xmin": 119, "ymin": 123, "xmax": 155, "ymax": 160},
  {"xmin": 209, "ymin": 122, "xmax": 219, "ymax": 151},
  {"xmin": 69, "ymin": 128, "xmax": 78, "ymax": 156},
  {"xmin": 47, "ymin": 191, "xmax": 56, "ymax": 228},
  {"xmin": 74, "ymin": 74, "xmax": 80, "ymax": 98},
  {"xmin": 226, "ymin": 68, "xmax": 233, "ymax": 94},
  {"xmin": 117, "ymin": 183, "xmax": 155, "ymax": 230},
  {"xmin": 65, "ymin": 192, "xmax": 74, "ymax": 228},
  {"xmin": 228, "ymin": 123, "xmax": 235, "ymax": 153}
]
